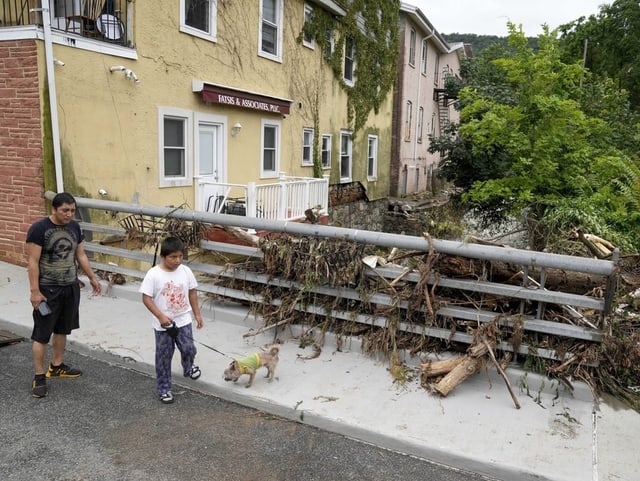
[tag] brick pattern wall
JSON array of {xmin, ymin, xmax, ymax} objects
[{"xmin": 0, "ymin": 40, "xmax": 44, "ymax": 266}]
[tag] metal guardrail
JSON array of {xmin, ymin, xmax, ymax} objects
[{"xmin": 49, "ymin": 192, "xmax": 619, "ymax": 362}]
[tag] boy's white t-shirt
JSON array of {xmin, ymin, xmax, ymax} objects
[{"xmin": 139, "ymin": 264, "xmax": 198, "ymax": 330}]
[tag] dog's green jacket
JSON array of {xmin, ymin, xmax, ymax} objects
[{"xmin": 237, "ymin": 353, "xmax": 261, "ymax": 373}]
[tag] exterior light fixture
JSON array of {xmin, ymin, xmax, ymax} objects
[
  {"xmin": 53, "ymin": 58, "xmax": 65, "ymax": 66},
  {"xmin": 109, "ymin": 65, "xmax": 141, "ymax": 84},
  {"xmin": 231, "ymin": 122, "xmax": 242, "ymax": 137},
  {"xmin": 124, "ymin": 68, "xmax": 140, "ymax": 83}
]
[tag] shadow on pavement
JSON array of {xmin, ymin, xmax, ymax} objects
[{"xmin": 1, "ymin": 337, "xmax": 490, "ymax": 481}]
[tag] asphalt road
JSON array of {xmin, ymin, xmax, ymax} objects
[{"xmin": 1, "ymin": 337, "xmax": 496, "ymax": 481}]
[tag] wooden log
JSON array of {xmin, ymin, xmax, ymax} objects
[
  {"xmin": 433, "ymin": 338, "xmax": 493, "ymax": 396},
  {"xmin": 468, "ymin": 341, "xmax": 489, "ymax": 358},
  {"xmin": 421, "ymin": 356, "xmax": 465, "ymax": 378},
  {"xmin": 434, "ymin": 356, "xmax": 485, "ymax": 397},
  {"xmin": 222, "ymin": 225, "xmax": 260, "ymax": 247},
  {"xmin": 569, "ymin": 228, "xmax": 614, "ymax": 259},
  {"xmin": 203, "ymin": 225, "xmax": 260, "ymax": 247},
  {"xmin": 435, "ymin": 254, "xmax": 607, "ymax": 295}
]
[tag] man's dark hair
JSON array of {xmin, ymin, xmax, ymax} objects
[
  {"xmin": 52, "ymin": 192, "xmax": 77, "ymax": 208},
  {"xmin": 160, "ymin": 236, "xmax": 184, "ymax": 257}
]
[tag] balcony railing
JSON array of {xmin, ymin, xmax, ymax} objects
[
  {"xmin": 0, "ymin": 0, "xmax": 132, "ymax": 48},
  {"xmin": 196, "ymin": 174, "xmax": 330, "ymax": 222}
]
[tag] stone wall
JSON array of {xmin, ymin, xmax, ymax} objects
[
  {"xmin": 327, "ymin": 182, "xmax": 386, "ymax": 231},
  {"xmin": 0, "ymin": 40, "xmax": 45, "ymax": 265}
]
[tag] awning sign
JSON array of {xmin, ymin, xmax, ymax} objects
[{"xmin": 196, "ymin": 81, "xmax": 292, "ymax": 115}]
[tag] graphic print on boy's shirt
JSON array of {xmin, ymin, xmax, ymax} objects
[{"xmin": 160, "ymin": 281, "xmax": 188, "ymax": 315}]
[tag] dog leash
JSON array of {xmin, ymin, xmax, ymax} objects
[
  {"xmin": 165, "ymin": 321, "xmax": 234, "ymax": 359},
  {"xmin": 193, "ymin": 338, "xmax": 234, "ymax": 360},
  {"xmin": 185, "ymin": 332, "xmax": 234, "ymax": 360}
]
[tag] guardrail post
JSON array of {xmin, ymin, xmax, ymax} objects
[
  {"xmin": 278, "ymin": 172, "xmax": 288, "ymax": 219},
  {"xmin": 246, "ymin": 182, "xmax": 257, "ymax": 218},
  {"xmin": 602, "ymin": 248, "xmax": 620, "ymax": 329}
]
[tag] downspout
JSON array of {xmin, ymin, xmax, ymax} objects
[{"xmin": 33, "ymin": 0, "xmax": 64, "ymax": 192}]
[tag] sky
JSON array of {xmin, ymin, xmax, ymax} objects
[{"xmin": 409, "ymin": 0, "xmax": 609, "ymax": 36}]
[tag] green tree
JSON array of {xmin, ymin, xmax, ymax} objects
[
  {"xmin": 558, "ymin": 0, "xmax": 640, "ymax": 112},
  {"xmin": 430, "ymin": 24, "xmax": 640, "ymax": 252}
]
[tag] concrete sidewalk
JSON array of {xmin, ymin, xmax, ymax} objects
[{"xmin": 1, "ymin": 260, "xmax": 637, "ymax": 481}]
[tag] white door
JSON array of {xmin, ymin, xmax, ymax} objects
[{"xmin": 196, "ymin": 121, "xmax": 226, "ymax": 212}]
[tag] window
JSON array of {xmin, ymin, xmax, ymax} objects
[
  {"xmin": 431, "ymin": 112, "xmax": 437, "ymax": 136},
  {"xmin": 434, "ymin": 54, "xmax": 440, "ymax": 85},
  {"xmin": 303, "ymin": 3, "xmax": 314, "ymax": 48},
  {"xmin": 420, "ymin": 39, "xmax": 428, "ymax": 75},
  {"xmin": 367, "ymin": 135, "xmax": 378, "ymax": 181},
  {"xmin": 417, "ymin": 107, "xmax": 424, "ymax": 143},
  {"xmin": 180, "ymin": 0, "xmax": 217, "ymax": 41},
  {"xmin": 321, "ymin": 134, "xmax": 332, "ymax": 169},
  {"xmin": 409, "ymin": 29, "xmax": 416, "ymax": 66},
  {"xmin": 340, "ymin": 131, "xmax": 352, "ymax": 181},
  {"xmin": 404, "ymin": 101, "xmax": 412, "ymax": 141},
  {"xmin": 302, "ymin": 128, "xmax": 314, "ymax": 166},
  {"xmin": 344, "ymin": 37, "xmax": 355, "ymax": 84},
  {"xmin": 260, "ymin": 0, "xmax": 283, "ymax": 61},
  {"xmin": 324, "ymin": 27, "xmax": 335, "ymax": 58},
  {"xmin": 261, "ymin": 119, "xmax": 281, "ymax": 178},
  {"xmin": 159, "ymin": 107, "xmax": 192, "ymax": 187}
]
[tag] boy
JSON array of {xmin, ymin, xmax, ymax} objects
[{"xmin": 139, "ymin": 236, "xmax": 204, "ymax": 404}]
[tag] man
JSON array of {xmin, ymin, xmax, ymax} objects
[{"xmin": 26, "ymin": 192, "xmax": 102, "ymax": 398}]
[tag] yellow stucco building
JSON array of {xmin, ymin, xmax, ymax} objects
[{"xmin": 4, "ymin": 0, "xmax": 393, "ymax": 216}]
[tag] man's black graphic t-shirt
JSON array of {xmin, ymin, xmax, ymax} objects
[{"xmin": 26, "ymin": 217, "xmax": 84, "ymax": 286}]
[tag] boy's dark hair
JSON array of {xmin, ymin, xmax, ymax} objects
[
  {"xmin": 52, "ymin": 192, "xmax": 76, "ymax": 208},
  {"xmin": 160, "ymin": 236, "xmax": 184, "ymax": 257}
]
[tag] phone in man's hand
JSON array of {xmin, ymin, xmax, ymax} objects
[{"xmin": 37, "ymin": 301, "xmax": 52, "ymax": 316}]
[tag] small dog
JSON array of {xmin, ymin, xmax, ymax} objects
[{"xmin": 224, "ymin": 345, "xmax": 280, "ymax": 388}]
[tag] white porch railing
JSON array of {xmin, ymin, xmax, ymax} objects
[{"xmin": 196, "ymin": 173, "xmax": 329, "ymax": 221}]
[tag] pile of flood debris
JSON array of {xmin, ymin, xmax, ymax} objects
[
  {"xmin": 220, "ymin": 233, "xmax": 640, "ymax": 410},
  {"xmin": 112, "ymin": 213, "xmax": 640, "ymax": 410}
]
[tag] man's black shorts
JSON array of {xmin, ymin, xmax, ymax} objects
[{"xmin": 31, "ymin": 283, "xmax": 81, "ymax": 344}]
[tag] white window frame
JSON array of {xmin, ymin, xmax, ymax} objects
[
  {"xmin": 324, "ymin": 27, "xmax": 335, "ymax": 58},
  {"xmin": 404, "ymin": 101, "xmax": 412, "ymax": 141},
  {"xmin": 420, "ymin": 39, "xmax": 428, "ymax": 75},
  {"xmin": 409, "ymin": 28, "xmax": 416, "ymax": 66},
  {"xmin": 367, "ymin": 134, "xmax": 378, "ymax": 181},
  {"xmin": 158, "ymin": 107, "xmax": 193, "ymax": 188},
  {"xmin": 344, "ymin": 36, "xmax": 355, "ymax": 85},
  {"xmin": 340, "ymin": 130, "xmax": 353, "ymax": 182},
  {"xmin": 321, "ymin": 134, "xmax": 332, "ymax": 169},
  {"xmin": 302, "ymin": 128, "xmax": 314, "ymax": 166},
  {"xmin": 180, "ymin": 0, "xmax": 217, "ymax": 42},
  {"xmin": 417, "ymin": 106, "xmax": 424, "ymax": 143},
  {"xmin": 261, "ymin": 118, "xmax": 281, "ymax": 178},
  {"xmin": 259, "ymin": 0, "xmax": 283, "ymax": 62},
  {"xmin": 303, "ymin": 3, "xmax": 314, "ymax": 49}
]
